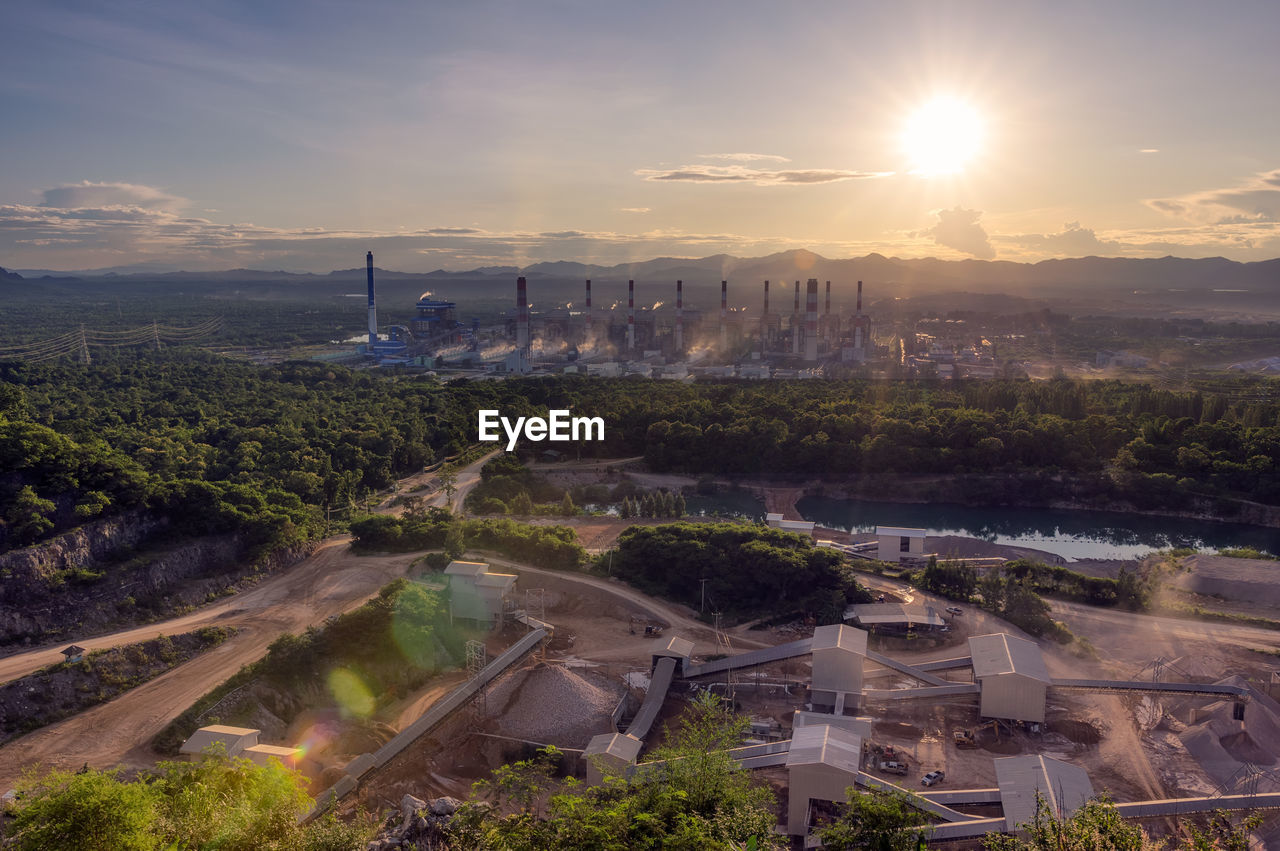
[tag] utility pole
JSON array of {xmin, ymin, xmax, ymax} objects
[{"xmin": 700, "ymin": 578, "xmax": 709, "ymax": 614}]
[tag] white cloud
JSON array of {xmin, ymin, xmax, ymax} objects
[
  {"xmin": 38, "ymin": 181, "xmax": 187, "ymax": 212},
  {"xmin": 619, "ymin": 207, "xmax": 650, "ymax": 213},
  {"xmin": 1147, "ymin": 169, "xmax": 1280, "ymax": 223},
  {"xmin": 922, "ymin": 207, "xmax": 995, "ymax": 259},
  {"xmin": 698, "ymin": 152, "xmax": 791, "ymax": 163},
  {"xmin": 636, "ymin": 165, "xmax": 892, "ymax": 185}
]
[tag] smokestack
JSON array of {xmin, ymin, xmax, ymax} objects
[
  {"xmin": 675, "ymin": 280, "xmax": 686, "ymax": 353},
  {"xmin": 516, "ymin": 276, "xmax": 530, "ymax": 354},
  {"xmin": 627, "ymin": 279, "xmax": 635, "ymax": 352},
  {"xmin": 793, "ymin": 281, "xmax": 801, "ymax": 355},
  {"xmin": 720, "ymin": 280, "xmax": 728, "ymax": 348},
  {"xmin": 857, "ymin": 280, "xmax": 863, "ymax": 313},
  {"xmin": 805, "ymin": 278, "xmax": 818, "ymax": 361},
  {"xmin": 366, "ymin": 251, "xmax": 377, "ymax": 346},
  {"xmin": 584, "ymin": 279, "xmax": 592, "ymax": 342},
  {"xmin": 825, "ymin": 281, "xmax": 831, "ymax": 315},
  {"xmin": 762, "ymin": 280, "xmax": 770, "ymax": 353}
]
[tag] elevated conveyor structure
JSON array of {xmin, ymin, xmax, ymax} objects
[
  {"xmin": 862, "ymin": 683, "xmax": 981, "ymax": 701},
  {"xmin": 914, "ymin": 656, "xmax": 974, "ymax": 672},
  {"xmin": 1050, "ymin": 678, "xmax": 1251, "ymax": 702},
  {"xmin": 865, "ymin": 649, "xmax": 951, "ymax": 686},
  {"xmin": 854, "ymin": 772, "xmax": 987, "ymax": 823},
  {"xmin": 682, "ymin": 638, "xmax": 813, "ymax": 678},
  {"xmin": 625, "ymin": 656, "xmax": 677, "ymax": 740}
]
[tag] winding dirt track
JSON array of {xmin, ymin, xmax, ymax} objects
[{"xmin": 0, "ymin": 452, "xmax": 499, "ymax": 791}]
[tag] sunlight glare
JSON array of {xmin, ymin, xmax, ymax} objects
[{"xmin": 902, "ymin": 97, "xmax": 984, "ymax": 176}]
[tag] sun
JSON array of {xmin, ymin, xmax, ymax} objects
[{"xmin": 901, "ymin": 96, "xmax": 984, "ymax": 176}]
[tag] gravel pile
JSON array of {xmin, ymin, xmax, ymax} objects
[{"xmin": 491, "ymin": 662, "xmax": 624, "ymax": 746}]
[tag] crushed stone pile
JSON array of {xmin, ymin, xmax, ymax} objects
[
  {"xmin": 1178, "ymin": 677, "xmax": 1280, "ymax": 792},
  {"xmin": 489, "ymin": 662, "xmax": 625, "ymax": 746}
]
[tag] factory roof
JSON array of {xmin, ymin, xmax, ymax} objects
[
  {"xmin": 995, "ymin": 755, "xmax": 1094, "ymax": 832},
  {"xmin": 875, "ymin": 526, "xmax": 927, "ymax": 538},
  {"xmin": 791, "ymin": 712, "xmax": 874, "ymax": 739},
  {"xmin": 583, "ymin": 733, "xmax": 643, "ymax": 763},
  {"xmin": 653, "ymin": 635, "xmax": 695, "ymax": 660},
  {"xmin": 179, "ymin": 725, "xmax": 259, "ymax": 756},
  {"xmin": 444, "ymin": 561, "xmax": 489, "ymax": 578},
  {"xmin": 845, "ymin": 602, "xmax": 945, "ymax": 627},
  {"xmin": 810, "ymin": 624, "xmax": 868, "ymax": 655},
  {"xmin": 786, "ymin": 723, "xmax": 863, "ymax": 773},
  {"xmin": 475, "ymin": 572, "xmax": 516, "ymax": 590},
  {"xmin": 968, "ymin": 633, "xmax": 1051, "ymax": 683}
]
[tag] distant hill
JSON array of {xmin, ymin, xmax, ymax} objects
[
  {"xmin": 0, "ymin": 267, "xmax": 23, "ymax": 282},
  {"xmin": 7, "ymin": 252, "xmax": 1279, "ymax": 316}
]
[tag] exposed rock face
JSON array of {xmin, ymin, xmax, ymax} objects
[
  {"xmin": 366, "ymin": 794, "xmax": 460, "ymax": 850},
  {"xmin": 0, "ymin": 512, "xmax": 313, "ymax": 646}
]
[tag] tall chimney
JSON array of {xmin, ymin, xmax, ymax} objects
[
  {"xmin": 366, "ymin": 251, "xmax": 377, "ymax": 347},
  {"xmin": 584, "ymin": 279, "xmax": 592, "ymax": 343},
  {"xmin": 720, "ymin": 280, "xmax": 728, "ymax": 348},
  {"xmin": 793, "ymin": 280, "xmax": 801, "ymax": 355},
  {"xmin": 857, "ymin": 280, "xmax": 863, "ymax": 313},
  {"xmin": 762, "ymin": 280, "xmax": 770, "ymax": 353},
  {"xmin": 516, "ymin": 276, "xmax": 530, "ymax": 355},
  {"xmin": 627, "ymin": 279, "xmax": 635, "ymax": 352},
  {"xmin": 805, "ymin": 278, "xmax": 819, "ymax": 361},
  {"xmin": 825, "ymin": 281, "xmax": 831, "ymax": 315},
  {"xmin": 675, "ymin": 279, "xmax": 684, "ymax": 354}
]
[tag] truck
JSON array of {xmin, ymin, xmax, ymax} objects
[
  {"xmin": 878, "ymin": 759, "xmax": 909, "ymax": 776},
  {"xmin": 953, "ymin": 729, "xmax": 978, "ymax": 749}
]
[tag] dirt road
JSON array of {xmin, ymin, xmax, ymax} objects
[{"xmin": 0, "ymin": 452, "xmax": 502, "ymax": 789}]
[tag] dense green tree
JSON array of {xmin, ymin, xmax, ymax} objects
[{"xmin": 817, "ymin": 788, "xmax": 927, "ymax": 851}]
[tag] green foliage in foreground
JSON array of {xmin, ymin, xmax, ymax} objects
[
  {"xmin": 3, "ymin": 753, "xmax": 372, "ymax": 851},
  {"xmin": 604, "ymin": 522, "xmax": 871, "ymax": 622},
  {"xmin": 816, "ymin": 787, "xmax": 927, "ymax": 851},
  {"xmin": 447, "ymin": 692, "xmax": 782, "ymax": 850},
  {"xmin": 983, "ymin": 794, "xmax": 1260, "ymax": 850}
]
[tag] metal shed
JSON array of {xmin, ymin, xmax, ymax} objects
[
  {"xmin": 651, "ymin": 634, "xmax": 694, "ymax": 670},
  {"xmin": 810, "ymin": 624, "xmax": 867, "ymax": 714},
  {"xmin": 995, "ymin": 754, "xmax": 1094, "ymax": 833},
  {"xmin": 785, "ymin": 723, "xmax": 864, "ymax": 835},
  {"xmin": 243, "ymin": 743, "xmax": 301, "ymax": 769},
  {"xmin": 583, "ymin": 732, "xmax": 643, "ymax": 784},
  {"xmin": 179, "ymin": 725, "xmax": 260, "ymax": 760},
  {"xmin": 845, "ymin": 602, "xmax": 946, "ymax": 631},
  {"xmin": 875, "ymin": 526, "xmax": 926, "ymax": 562},
  {"xmin": 969, "ymin": 633, "xmax": 1051, "ymax": 724},
  {"xmin": 445, "ymin": 560, "xmax": 516, "ymax": 626}
]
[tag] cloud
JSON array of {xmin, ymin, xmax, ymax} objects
[
  {"xmin": 636, "ymin": 165, "xmax": 892, "ymax": 185},
  {"xmin": 996, "ymin": 221, "xmax": 1124, "ymax": 256},
  {"xmin": 1139, "ymin": 149, "xmax": 1160, "ymax": 154},
  {"xmin": 1147, "ymin": 169, "xmax": 1280, "ymax": 223},
  {"xmin": 698, "ymin": 152, "xmax": 791, "ymax": 163},
  {"xmin": 619, "ymin": 207, "xmax": 650, "ymax": 213},
  {"xmin": 922, "ymin": 207, "xmax": 995, "ymax": 259},
  {"xmin": 38, "ymin": 181, "xmax": 187, "ymax": 212}
]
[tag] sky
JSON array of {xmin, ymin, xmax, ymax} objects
[{"xmin": 2, "ymin": 0, "xmax": 1280, "ymax": 273}]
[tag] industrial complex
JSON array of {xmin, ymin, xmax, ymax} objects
[{"xmin": 345, "ymin": 253, "xmax": 999, "ymax": 379}]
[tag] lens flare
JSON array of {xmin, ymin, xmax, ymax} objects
[{"xmin": 327, "ymin": 668, "xmax": 375, "ymax": 718}]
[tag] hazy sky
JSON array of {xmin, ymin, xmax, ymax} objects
[{"xmin": 3, "ymin": 0, "xmax": 1279, "ymax": 272}]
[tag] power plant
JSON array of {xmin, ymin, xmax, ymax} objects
[{"xmin": 348, "ymin": 253, "xmax": 906, "ymax": 378}]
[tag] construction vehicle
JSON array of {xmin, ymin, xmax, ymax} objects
[{"xmin": 953, "ymin": 729, "xmax": 978, "ymax": 749}]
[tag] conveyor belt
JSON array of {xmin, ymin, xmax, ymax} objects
[
  {"xmin": 1050, "ymin": 678, "xmax": 1250, "ymax": 701},
  {"xmin": 863, "ymin": 683, "xmax": 981, "ymax": 701},
  {"xmin": 855, "ymin": 772, "xmax": 986, "ymax": 822},
  {"xmin": 915, "ymin": 656, "xmax": 973, "ymax": 672},
  {"xmin": 865, "ymin": 650, "xmax": 951, "ymax": 686},
  {"xmin": 626, "ymin": 656, "xmax": 677, "ymax": 740},
  {"xmin": 683, "ymin": 638, "xmax": 814, "ymax": 678}
]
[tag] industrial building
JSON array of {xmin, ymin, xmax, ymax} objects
[
  {"xmin": 809, "ymin": 624, "xmax": 867, "ymax": 714},
  {"xmin": 764, "ymin": 513, "xmax": 816, "ymax": 534},
  {"xmin": 179, "ymin": 725, "xmax": 261, "ymax": 760},
  {"xmin": 785, "ymin": 723, "xmax": 864, "ymax": 835},
  {"xmin": 444, "ymin": 561, "xmax": 517, "ymax": 626},
  {"xmin": 994, "ymin": 755, "xmax": 1095, "ymax": 833},
  {"xmin": 969, "ymin": 633, "xmax": 1053, "ymax": 724},
  {"xmin": 876, "ymin": 526, "xmax": 927, "ymax": 563},
  {"xmin": 845, "ymin": 602, "xmax": 946, "ymax": 633},
  {"xmin": 582, "ymin": 733, "xmax": 644, "ymax": 784}
]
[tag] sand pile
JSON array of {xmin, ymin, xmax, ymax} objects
[
  {"xmin": 1178, "ymin": 677, "xmax": 1280, "ymax": 791},
  {"xmin": 489, "ymin": 662, "xmax": 625, "ymax": 746}
]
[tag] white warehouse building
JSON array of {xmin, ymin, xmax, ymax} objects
[
  {"xmin": 875, "ymin": 526, "xmax": 926, "ymax": 562},
  {"xmin": 969, "ymin": 633, "xmax": 1052, "ymax": 724},
  {"xmin": 810, "ymin": 624, "xmax": 867, "ymax": 714}
]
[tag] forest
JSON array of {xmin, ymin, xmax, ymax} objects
[{"xmin": 4, "ymin": 351, "xmax": 1280, "ymax": 558}]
